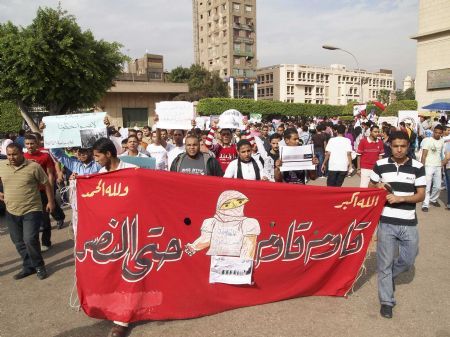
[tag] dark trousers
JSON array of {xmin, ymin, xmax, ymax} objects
[
  {"xmin": 6, "ymin": 211, "xmax": 45, "ymax": 271},
  {"xmin": 327, "ymin": 171, "xmax": 347, "ymax": 187},
  {"xmin": 39, "ymin": 191, "xmax": 65, "ymax": 246}
]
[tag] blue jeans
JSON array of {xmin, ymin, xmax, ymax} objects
[
  {"xmin": 6, "ymin": 211, "xmax": 45, "ymax": 271},
  {"xmin": 377, "ymin": 222, "xmax": 418, "ymax": 307},
  {"xmin": 315, "ymin": 149, "xmax": 325, "ymax": 177}
]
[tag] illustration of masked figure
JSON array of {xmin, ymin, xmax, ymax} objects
[{"xmin": 186, "ymin": 190, "xmax": 260, "ymax": 259}]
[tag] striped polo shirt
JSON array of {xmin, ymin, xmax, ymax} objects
[{"xmin": 370, "ymin": 157, "xmax": 426, "ymax": 226}]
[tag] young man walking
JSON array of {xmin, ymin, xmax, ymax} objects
[
  {"xmin": 369, "ymin": 131, "xmax": 426, "ymax": 319},
  {"xmin": 357, "ymin": 125, "xmax": 384, "ymax": 187}
]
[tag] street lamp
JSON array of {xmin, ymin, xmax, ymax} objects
[{"xmin": 322, "ymin": 45, "xmax": 363, "ymax": 103}]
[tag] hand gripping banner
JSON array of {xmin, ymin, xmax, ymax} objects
[{"xmin": 75, "ymin": 169, "xmax": 385, "ymax": 322}]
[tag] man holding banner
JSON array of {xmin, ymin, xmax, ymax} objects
[{"xmin": 369, "ymin": 131, "xmax": 426, "ymax": 319}]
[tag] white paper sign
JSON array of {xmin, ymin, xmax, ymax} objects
[
  {"xmin": 398, "ymin": 110, "xmax": 419, "ymax": 131},
  {"xmin": 279, "ymin": 145, "xmax": 315, "ymax": 172},
  {"xmin": 353, "ymin": 104, "xmax": 367, "ymax": 116},
  {"xmin": 195, "ymin": 116, "xmax": 210, "ymax": 130},
  {"xmin": 43, "ymin": 112, "xmax": 107, "ymax": 149},
  {"xmin": 377, "ymin": 116, "xmax": 398, "ymax": 127},
  {"xmin": 155, "ymin": 101, "xmax": 194, "ymax": 130},
  {"xmin": 209, "ymin": 256, "xmax": 253, "ymax": 285},
  {"xmin": 218, "ymin": 109, "xmax": 244, "ymax": 130}
]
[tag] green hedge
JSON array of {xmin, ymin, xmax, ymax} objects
[
  {"xmin": 383, "ymin": 100, "xmax": 418, "ymax": 116},
  {"xmin": 0, "ymin": 101, "xmax": 22, "ymax": 132},
  {"xmin": 196, "ymin": 98, "xmax": 348, "ymax": 117}
]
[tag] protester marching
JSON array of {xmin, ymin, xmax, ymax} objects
[{"xmin": 0, "ymin": 103, "xmax": 449, "ymax": 337}]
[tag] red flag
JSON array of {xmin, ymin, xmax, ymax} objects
[
  {"xmin": 75, "ymin": 169, "xmax": 385, "ymax": 322},
  {"xmin": 373, "ymin": 101, "xmax": 386, "ymax": 111}
]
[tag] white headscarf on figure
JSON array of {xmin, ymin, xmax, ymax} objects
[{"xmin": 214, "ymin": 190, "xmax": 249, "ymax": 222}]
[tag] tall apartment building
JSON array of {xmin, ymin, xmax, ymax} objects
[
  {"xmin": 123, "ymin": 53, "xmax": 165, "ymax": 82},
  {"xmin": 256, "ymin": 64, "xmax": 395, "ymax": 105},
  {"xmin": 193, "ymin": 0, "xmax": 257, "ymax": 98}
]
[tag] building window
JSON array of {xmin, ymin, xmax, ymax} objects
[
  {"xmin": 245, "ymin": 18, "xmax": 252, "ymax": 25},
  {"xmin": 245, "ymin": 5, "xmax": 252, "ymax": 12},
  {"xmin": 233, "ymin": 16, "xmax": 240, "ymax": 24},
  {"xmin": 287, "ymin": 85, "xmax": 294, "ymax": 95},
  {"xmin": 234, "ymin": 57, "xmax": 241, "ymax": 65},
  {"xmin": 122, "ymin": 108, "xmax": 148, "ymax": 128},
  {"xmin": 233, "ymin": 3, "xmax": 240, "ymax": 11},
  {"xmin": 269, "ymin": 74, "xmax": 273, "ymax": 82},
  {"xmin": 200, "ymin": 26, "xmax": 203, "ymax": 31},
  {"xmin": 287, "ymin": 98, "xmax": 294, "ymax": 103},
  {"xmin": 222, "ymin": 3, "xmax": 227, "ymax": 11},
  {"xmin": 223, "ymin": 29, "xmax": 227, "ymax": 37},
  {"xmin": 222, "ymin": 16, "xmax": 227, "ymax": 25},
  {"xmin": 233, "ymin": 43, "xmax": 241, "ymax": 51},
  {"xmin": 245, "ymin": 44, "xmax": 252, "ymax": 53},
  {"xmin": 287, "ymin": 71, "xmax": 294, "ymax": 81}
]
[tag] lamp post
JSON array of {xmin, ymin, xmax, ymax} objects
[{"xmin": 322, "ymin": 45, "xmax": 363, "ymax": 103}]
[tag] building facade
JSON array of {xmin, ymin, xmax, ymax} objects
[
  {"xmin": 193, "ymin": 0, "xmax": 257, "ymax": 98},
  {"xmin": 124, "ymin": 53, "xmax": 165, "ymax": 82},
  {"xmin": 256, "ymin": 64, "xmax": 394, "ymax": 105},
  {"xmin": 411, "ymin": 0, "xmax": 450, "ymax": 110},
  {"xmin": 403, "ymin": 75, "xmax": 415, "ymax": 91}
]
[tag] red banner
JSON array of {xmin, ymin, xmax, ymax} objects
[{"xmin": 75, "ymin": 169, "xmax": 385, "ymax": 323}]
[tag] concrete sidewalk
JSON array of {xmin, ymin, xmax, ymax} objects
[{"xmin": 0, "ymin": 175, "xmax": 449, "ymax": 337}]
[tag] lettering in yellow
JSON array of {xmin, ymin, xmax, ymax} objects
[
  {"xmin": 81, "ymin": 179, "xmax": 129, "ymax": 198},
  {"xmin": 334, "ymin": 192, "xmax": 379, "ymax": 210}
]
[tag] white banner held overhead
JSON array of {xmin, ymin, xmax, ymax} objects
[
  {"xmin": 218, "ymin": 109, "xmax": 244, "ymax": 130},
  {"xmin": 155, "ymin": 101, "xmax": 195, "ymax": 130},
  {"xmin": 42, "ymin": 112, "xmax": 107, "ymax": 149}
]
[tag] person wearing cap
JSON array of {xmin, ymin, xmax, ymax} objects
[{"xmin": 50, "ymin": 147, "xmax": 101, "ymax": 176}]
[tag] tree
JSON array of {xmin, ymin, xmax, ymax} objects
[
  {"xmin": 0, "ymin": 6, "xmax": 127, "ymax": 131},
  {"xmin": 377, "ymin": 89, "xmax": 391, "ymax": 105},
  {"xmin": 403, "ymin": 87, "xmax": 415, "ymax": 100},
  {"xmin": 168, "ymin": 64, "xmax": 229, "ymax": 101}
]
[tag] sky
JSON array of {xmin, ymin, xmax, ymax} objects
[{"xmin": 0, "ymin": 0, "xmax": 419, "ymax": 88}]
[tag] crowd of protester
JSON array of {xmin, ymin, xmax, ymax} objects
[{"xmin": 0, "ymin": 112, "xmax": 449, "ymax": 335}]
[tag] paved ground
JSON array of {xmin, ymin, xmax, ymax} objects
[{"xmin": 0, "ymin": 175, "xmax": 449, "ymax": 337}]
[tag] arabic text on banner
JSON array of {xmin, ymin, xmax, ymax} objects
[{"xmin": 75, "ymin": 169, "xmax": 385, "ymax": 322}]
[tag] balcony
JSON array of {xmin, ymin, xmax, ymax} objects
[
  {"xmin": 234, "ymin": 36, "xmax": 254, "ymax": 44},
  {"xmin": 232, "ymin": 22, "xmax": 255, "ymax": 31},
  {"xmin": 233, "ymin": 50, "xmax": 254, "ymax": 57}
]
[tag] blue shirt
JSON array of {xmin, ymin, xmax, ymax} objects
[{"xmin": 50, "ymin": 148, "xmax": 101, "ymax": 175}]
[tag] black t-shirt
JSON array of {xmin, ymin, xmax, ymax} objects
[
  {"xmin": 283, "ymin": 170, "xmax": 306, "ymax": 184},
  {"xmin": 312, "ymin": 133, "xmax": 327, "ymax": 151}
]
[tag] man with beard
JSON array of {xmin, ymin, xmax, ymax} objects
[{"xmin": 170, "ymin": 135, "xmax": 223, "ymax": 176}]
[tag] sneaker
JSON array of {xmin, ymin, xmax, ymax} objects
[
  {"xmin": 36, "ymin": 267, "xmax": 48, "ymax": 280},
  {"xmin": 421, "ymin": 207, "xmax": 428, "ymax": 212},
  {"xmin": 56, "ymin": 220, "xmax": 64, "ymax": 229},
  {"xmin": 109, "ymin": 324, "xmax": 128, "ymax": 337},
  {"xmin": 13, "ymin": 269, "xmax": 36, "ymax": 280},
  {"xmin": 430, "ymin": 201, "xmax": 441, "ymax": 207},
  {"xmin": 380, "ymin": 304, "xmax": 393, "ymax": 319},
  {"xmin": 41, "ymin": 244, "xmax": 51, "ymax": 252}
]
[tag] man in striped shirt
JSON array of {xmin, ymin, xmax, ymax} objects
[{"xmin": 369, "ymin": 131, "xmax": 426, "ymax": 319}]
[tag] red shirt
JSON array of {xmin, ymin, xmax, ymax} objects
[
  {"xmin": 215, "ymin": 145, "xmax": 238, "ymax": 172},
  {"xmin": 357, "ymin": 137, "xmax": 384, "ymax": 169},
  {"xmin": 24, "ymin": 150, "xmax": 54, "ymax": 189}
]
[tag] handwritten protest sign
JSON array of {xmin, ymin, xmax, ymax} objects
[
  {"xmin": 279, "ymin": 145, "xmax": 315, "ymax": 172},
  {"xmin": 398, "ymin": 111, "xmax": 419, "ymax": 131},
  {"xmin": 195, "ymin": 116, "xmax": 210, "ymax": 130},
  {"xmin": 218, "ymin": 109, "xmax": 244, "ymax": 129},
  {"xmin": 155, "ymin": 101, "xmax": 194, "ymax": 130},
  {"xmin": 209, "ymin": 256, "xmax": 253, "ymax": 285},
  {"xmin": 43, "ymin": 112, "xmax": 107, "ymax": 149}
]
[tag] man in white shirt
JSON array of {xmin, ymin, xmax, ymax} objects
[
  {"xmin": 421, "ymin": 124, "xmax": 445, "ymax": 211},
  {"xmin": 224, "ymin": 140, "xmax": 267, "ymax": 181},
  {"xmin": 321, "ymin": 125, "xmax": 352, "ymax": 187},
  {"xmin": 146, "ymin": 131, "xmax": 168, "ymax": 170}
]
